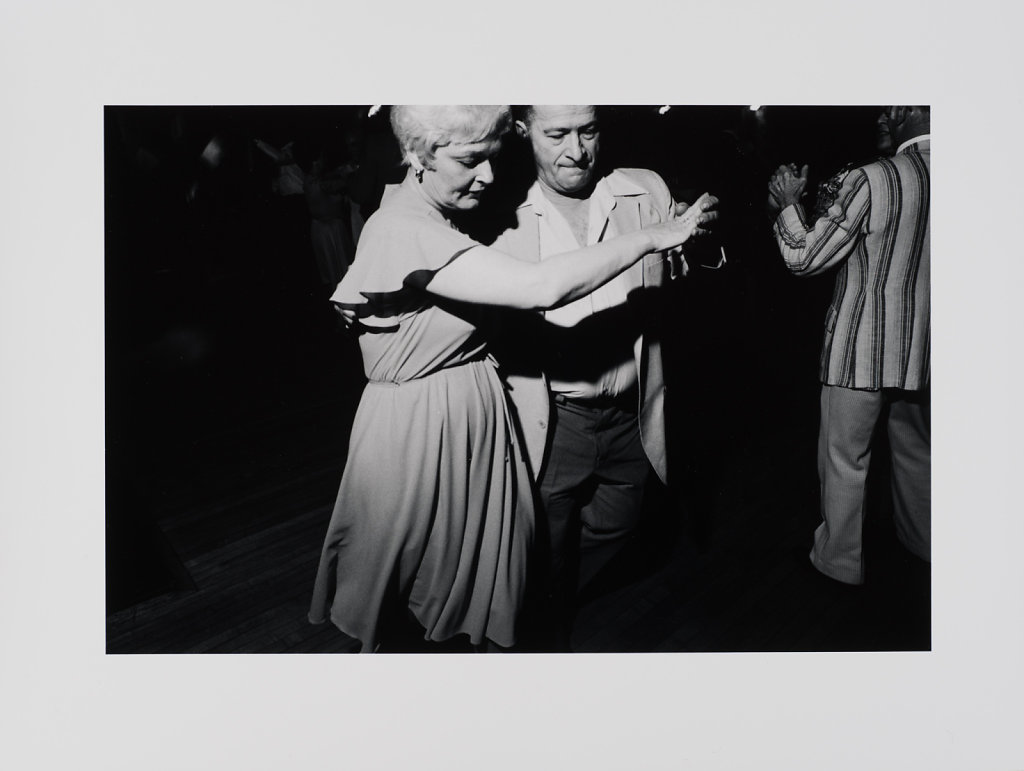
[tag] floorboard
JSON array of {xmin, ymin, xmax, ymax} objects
[{"xmin": 106, "ymin": 270, "xmax": 930, "ymax": 657}]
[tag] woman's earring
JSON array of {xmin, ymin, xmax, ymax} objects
[{"xmin": 415, "ymin": 167, "xmax": 424, "ymax": 183}]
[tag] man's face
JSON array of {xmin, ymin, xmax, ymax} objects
[
  {"xmin": 875, "ymin": 111, "xmax": 894, "ymax": 155},
  {"xmin": 518, "ymin": 105, "xmax": 600, "ymax": 197}
]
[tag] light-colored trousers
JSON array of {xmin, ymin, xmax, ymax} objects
[{"xmin": 811, "ymin": 384, "xmax": 931, "ymax": 584}]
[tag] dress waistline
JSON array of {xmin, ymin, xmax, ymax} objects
[{"xmin": 367, "ymin": 353, "xmax": 494, "ymax": 386}]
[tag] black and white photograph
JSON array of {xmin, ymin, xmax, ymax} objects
[
  {"xmin": 104, "ymin": 103, "xmax": 933, "ymax": 656},
  {"xmin": 3, "ymin": 2, "xmax": 1023, "ymax": 769}
]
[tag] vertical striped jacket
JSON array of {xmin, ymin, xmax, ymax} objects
[{"xmin": 773, "ymin": 138, "xmax": 930, "ymax": 391}]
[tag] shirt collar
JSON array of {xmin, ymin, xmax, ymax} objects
[
  {"xmin": 524, "ymin": 180, "xmax": 553, "ymax": 213},
  {"xmin": 600, "ymin": 169, "xmax": 649, "ymax": 197},
  {"xmin": 896, "ymin": 134, "xmax": 930, "ymax": 155}
]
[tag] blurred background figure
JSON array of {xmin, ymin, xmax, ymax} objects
[
  {"xmin": 295, "ymin": 139, "xmax": 359, "ymax": 290},
  {"xmin": 254, "ymin": 137, "xmax": 305, "ymax": 196},
  {"xmin": 341, "ymin": 113, "xmax": 406, "ymax": 223}
]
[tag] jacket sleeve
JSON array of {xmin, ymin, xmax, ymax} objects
[{"xmin": 773, "ymin": 167, "xmax": 870, "ymax": 276}]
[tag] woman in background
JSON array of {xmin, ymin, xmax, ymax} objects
[{"xmin": 309, "ymin": 105, "xmax": 716, "ymax": 652}]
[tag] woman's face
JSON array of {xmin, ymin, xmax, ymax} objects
[{"xmin": 418, "ymin": 137, "xmax": 502, "ymax": 213}]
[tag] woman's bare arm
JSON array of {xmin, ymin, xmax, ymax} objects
[{"xmin": 425, "ymin": 193, "xmax": 717, "ymax": 310}]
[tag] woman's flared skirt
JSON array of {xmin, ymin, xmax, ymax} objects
[{"xmin": 308, "ymin": 358, "xmax": 534, "ymax": 651}]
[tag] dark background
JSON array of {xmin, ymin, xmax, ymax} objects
[{"xmin": 105, "ymin": 105, "xmax": 924, "ymax": 653}]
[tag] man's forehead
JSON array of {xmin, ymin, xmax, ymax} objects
[{"xmin": 530, "ymin": 105, "xmax": 598, "ymax": 127}]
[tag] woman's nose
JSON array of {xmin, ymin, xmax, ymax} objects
[{"xmin": 476, "ymin": 159, "xmax": 494, "ymax": 185}]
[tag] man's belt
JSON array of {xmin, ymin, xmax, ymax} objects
[{"xmin": 552, "ymin": 388, "xmax": 637, "ymax": 412}]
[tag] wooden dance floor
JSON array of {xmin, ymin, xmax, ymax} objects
[{"xmin": 106, "ymin": 288, "xmax": 931, "ymax": 655}]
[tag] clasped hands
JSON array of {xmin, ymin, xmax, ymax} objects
[
  {"xmin": 666, "ymin": 192, "xmax": 720, "ymax": 279},
  {"xmin": 768, "ymin": 163, "xmax": 809, "ymax": 212}
]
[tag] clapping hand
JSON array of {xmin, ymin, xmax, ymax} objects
[{"xmin": 768, "ymin": 163, "xmax": 809, "ymax": 211}]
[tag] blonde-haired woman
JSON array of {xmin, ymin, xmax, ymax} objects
[{"xmin": 309, "ymin": 106, "xmax": 716, "ymax": 652}]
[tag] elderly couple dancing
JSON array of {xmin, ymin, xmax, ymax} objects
[{"xmin": 307, "ymin": 106, "xmax": 719, "ymax": 653}]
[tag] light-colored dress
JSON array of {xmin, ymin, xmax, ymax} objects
[{"xmin": 308, "ymin": 178, "xmax": 534, "ymax": 651}]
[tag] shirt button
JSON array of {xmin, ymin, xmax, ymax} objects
[{"xmin": 538, "ymin": 420, "xmax": 547, "ymax": 429}]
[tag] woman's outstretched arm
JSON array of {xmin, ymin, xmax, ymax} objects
[{"xmin": 424, "ymin": 193, "xmax": 718, "ymax": 311}]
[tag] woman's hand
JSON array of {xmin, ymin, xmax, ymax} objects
[{"xmin": 645, "ymin": 192, "xmax": 719, "ymax": 252}]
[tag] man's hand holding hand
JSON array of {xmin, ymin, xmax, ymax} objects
[{"xmin": 331, "ymin": 302, "xmax": 359, "ymax": 333}]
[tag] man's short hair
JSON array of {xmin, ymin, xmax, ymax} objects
[
  {"xmin": 511, "ymin": 105, "xmax": 536, "ymax": 125},
  {"xmin": 512, "ymin": 105, "xmax": 603, "ymax": 127}
]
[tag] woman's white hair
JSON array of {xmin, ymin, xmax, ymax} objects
[{"xmin": 390, "ymin": 105, "xmax": 512, "ymax": 167}]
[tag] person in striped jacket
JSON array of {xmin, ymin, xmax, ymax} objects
[{"xmin": 767, "ymin": 106, "xmax": 931, "ymax": 586}]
